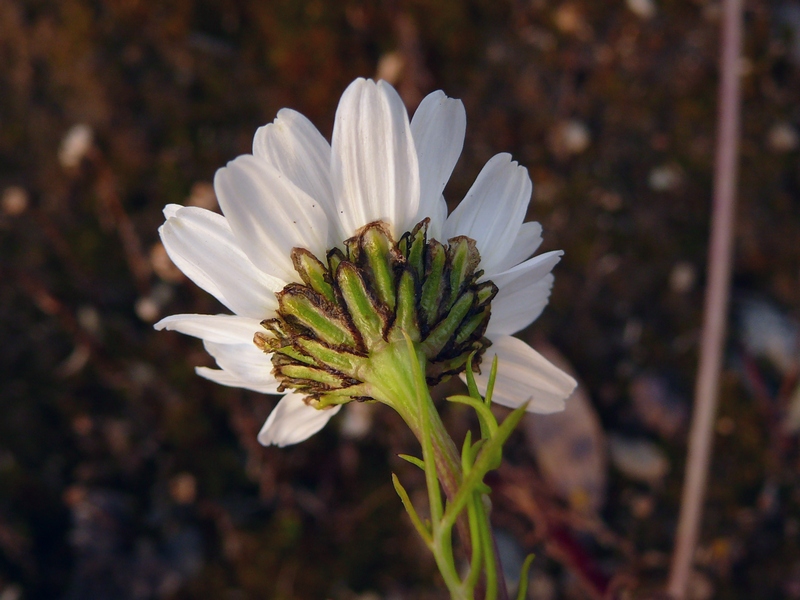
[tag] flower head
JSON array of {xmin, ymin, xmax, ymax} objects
[{"xmin": 155, "ymin": 78, "xmax": 577, "ymax": 446}]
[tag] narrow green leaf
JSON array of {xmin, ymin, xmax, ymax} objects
[
  {"xmin": 485, "ymin": 354, "xmax": 499, "ymax": 407},
  {"xmin": 515, "ymin": 554, "xmax": 536, "ymax": 600},
  {"xmin": 397, "ymin": 454, "xmax": 426, "ymax": 470},
  {"xmin": 479, "ymin": 501, "xmax": 498, "ymax": 600},
  {"xmin": 465, "ymin": 352, "xmax": 481, "ymax": 399},
  {"xmin": 391, "ymin": 473, "xmax": 432, "ymax": 546},
  {"xmin": 461, "ymin": 429, "xmax": 474, "ymax": 473},
  {"xmin": 399, "ymin": 331, "xmax": 444, "ymax": 529},
  {"xmin": 464, "ymin": 492, "xmax": 484, "ymax": 594},
  {"xmin": 480, "ymin": 400, "xmax": 528, "ymax": 472},
  {"xmin": 447, "ymin": 394, "xmax": 498, "ymax": 440},
  {"xmin": 440, "ymin": 402, "xmax": 530, "ymax": 531},
  {"xmin": 475, "ymin": 482, "xmax": 492, "ymax": 495}
]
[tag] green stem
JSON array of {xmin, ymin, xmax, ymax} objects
[
  {"xmin": 477, "ymin": 496, "xmax": 497, "ymax": 600},
  {"xmin": 464, "ymin": 493, "xmax": 484, "ymax": 594},
  {"xmin": 366, "ymin": 337, "xmax": 510, "ymax": 600},
  {"xmin": 365, "ymin": 338, "xmax": 463, "ymax": 511},
  {"xmin": 403, "ymin": 335, "xmax": 465, "ymax": 598}
]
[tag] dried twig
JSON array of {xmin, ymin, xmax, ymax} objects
[{"xmin": 666, "ymin": 0, "xmax": 743, "ymax": 596}]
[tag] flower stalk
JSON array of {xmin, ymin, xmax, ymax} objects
[{"xmin": 386, "ymin": 335, "xmax": 534, "ymax": 600}]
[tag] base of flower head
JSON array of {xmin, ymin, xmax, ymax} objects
[{"xmin": 254, "ymin": 219, "xmax": 498, "ymax": 407}]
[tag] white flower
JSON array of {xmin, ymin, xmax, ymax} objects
[{"xmin": 155, "ymin": 78, "xmax": 577, "ymax": 447}]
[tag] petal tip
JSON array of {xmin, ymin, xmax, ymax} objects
[
  {"xmin": 346, "ymin": 77, "xmax": 373, "ymax": 94},
  {"xmin": 153, "ymin": 315, "xmax": 173, "ymax": 331},
  {"xmin": 162, "ymin": 204, "xmax": 184, "ymax": 220}
]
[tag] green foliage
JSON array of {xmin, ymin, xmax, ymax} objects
[{"xmin": 391, "ymin": 345, "xmax": 532, "ymax": 600}]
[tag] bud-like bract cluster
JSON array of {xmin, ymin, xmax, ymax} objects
[{"xmin": 254, "ymin": 219, "xmax": 498, "ymax": 406}]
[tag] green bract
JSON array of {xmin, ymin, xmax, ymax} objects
[{"xmin": 254, "ymin": 219, "xmax": 498, "ymax": 407}]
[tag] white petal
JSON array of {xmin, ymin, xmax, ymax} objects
[
  {"xmin": 257, "ymin": 393, "xmax": 341, "ymax": 446},
  {"xmin": 485, "ymin": 250, "xmax": 561, "ymax": 335},
  {"xmin": 410, "ymin": 91, "xmax": 465, "ymax": 230},
  {"xmin": 154, "ymin": 313, "xmax": 263, "ymax": 345},
  {"xmin": 487, "ymin": 274, "xmax": 554, "ymax": 337},
  {"xmin": 159, "ymin": 206, "xmax": 283, "ymax": 318},
  {"xmin": 214, "ymin": 155, "xmax": 329, "ymax": 282},
  {"xmin": 489, "ymin": 250, "xmax": 562, "ymax": 288},
  {"xmin": 331, "ymin": 78, "xmax": 420, "ymax": 239},
  {"xmin": 442, "ymin": 153, "xmax": 531, "ymax": 274},
  {"xmin": 196, "ymin": 366, "xmax": 280, "ymax": 394},
  {"xmin": 428, "ymin": 195, "xmax": 449, "ymax": 241},
  {"xmin": 470, "ymin": 336, "xmax": 576, "ymax": 413},
  {"xmin": 163, "ymin": 204, "xmax": 183, "ymax": 219},
  {"xmin": 253, "ymin": 109, "xmax": 335, "ymax": 234},
  {"xmin": 203, "ymin": 340, "xmax": 281, "ymax": 393},
  {"xmin": 487, "ymin": 221, "xmax": 543, "ymax": 275}
]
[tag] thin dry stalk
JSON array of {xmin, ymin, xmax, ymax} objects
[{"xmin": 666, "ymin": 0, "xmax": 743, "ymax": 596}]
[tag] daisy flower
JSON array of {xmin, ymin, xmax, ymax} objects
[{"xmin": 155, "ymin": 78, "xmax": 577, "ymax": 447}]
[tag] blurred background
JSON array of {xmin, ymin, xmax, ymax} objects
[{"xmin": 1, "ymin": 0, "xmax": 800, "ymax": 598}]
